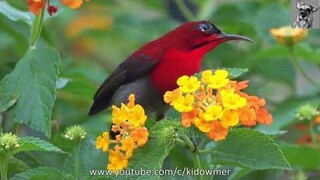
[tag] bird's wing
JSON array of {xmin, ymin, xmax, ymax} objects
[{"xmin": 88, "ymin": 47, "xmax": 164, "ymax": 115}]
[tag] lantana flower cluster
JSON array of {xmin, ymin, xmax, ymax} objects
[
  {"xmin": 295, "ymin": 105, "xmax": 320, "ymax": 145},
  {"xmin": 96, "ymin": 94, "xmax": 149, "ymax": 171},
  {"xmin": 270, "ymin": 26, "xmax": 308, "ymax": 47},
  {"xmin": 27, "ymin": 0, "xmax": 89, "ymax": 16},
  {"xmin": 164, "ymin": 69, "xmax": 273, "ymax": 141}
]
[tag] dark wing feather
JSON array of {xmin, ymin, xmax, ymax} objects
[{"xmin": 88, "ymin": 47, "xmax": 164, "ymax": 115}]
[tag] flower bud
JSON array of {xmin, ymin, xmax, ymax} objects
[
  {"xmin": 297, "ymin": 105, "xmax": 318, "ymax": 121},
  {"xmin": 63, "ymin": 125, "xmax": 87, "ymax": 142},
  {"xmin": 0, "ymin": 132, "xmax": 20, "ymax": 151}
]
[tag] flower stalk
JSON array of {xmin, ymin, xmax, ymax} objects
[
  {"xmin": 74, "ymin": 144, "xmax": 80, "ymax": 180},
  {"xmin": 289, "ymin": 46, "xmax": 320, "ymax": 88},
  {"xmin": 0, "ymin": 133, "xmax": 20, "ymax": 180},
  {"xmin": 192, "ymin": 153, "xmax": 204, "ymax": 180},
  {"xmin": 178, "ymin": 135, "xmax": 205, "ymax": 180},
  {"xmin": 30, "ymin": 7, "xmax": 45, "ymax": 48},
  {"xmin": 0, "ymin": 153, "xmax": 9, "ymax": 180}
]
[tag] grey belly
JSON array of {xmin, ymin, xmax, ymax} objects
[{"xmin": 111, "ymin": 76, "xmax": 167, "ymax": 116}]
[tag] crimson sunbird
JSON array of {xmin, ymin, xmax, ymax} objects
[{"xmin": 89, "ymin": 21, "xmax": 252, "ymax": 120}]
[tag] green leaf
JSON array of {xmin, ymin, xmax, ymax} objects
[
  {"xmin": 254, "ymin": 4, "xmax": 290, "ymax": 42},
  {"xmin": 228, "ymin": 167, "xmax": 253, "ymax": 180},
  {"xmin": 210, "ymin": 128, "xmax": 291, "ymax": 170},
  {"xmin": 128, "ymin": 120, "xmax": 182, "ymax": 180},
  {"xmin": 195, "ymin": 68, "xmax": 248, "ymax": 80},
  {"xmin": 295, "ymin": 43, "xmax": 319, "ymax": 61},
  {"xmin": 257, "ymin": 97, "xmax": 320, "ymax": 133},
  {"xmin": 0, "ymin": 92, "xmax": 19, "ymax": 112},
  {"xmin": 0, "ymin": 1, "xmax": 33, "ymax": 25},
  {"xmin": 9, "ymin": 167, "xmax": 70, "ymax": 180},
  {"xmin": 226, "ymin": 68, "xmax": 248, "ymax": 79},
  {"xmin": 8, "ymin": 157, "xmax": 30, "ymax": 178},
  {"xmin": 64, "ymin": 138, "xmax": 107, "ymax": 179},
  {"xmin": 252, "ymin": 45, "xmax": 289, "ymax": 60},
  {"xmin": 280, "ymin": 143, "xmax": 320, "ymax": 171},
  {"xmin": 0, "ymin": 47, "xmax": 59, "ymax": 137},
  {"xmin": 12, "ymin": 136, "xmax": 64, "ymax": 155}
]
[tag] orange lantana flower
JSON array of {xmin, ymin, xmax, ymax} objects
[
  {"xmin": 27, "ymin": 0, "xmax": 45, "ymax": 15},
  {"xmin": 61, "ymin": 0, "xmax": 83, "ymax": 9},
  {"xmin": 26, "ymin": 0, "xmax": 88, "ymax": 16}
]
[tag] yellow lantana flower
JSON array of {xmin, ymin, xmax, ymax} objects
[
  {"xmin": 127, "ymin": 94, "xmax": 136, "ymax": 109},
  {"xmin": 96, "ymin": 132, "xmax": 110, "ymax": 152},
  {"xmin": 220, "ymin": 110, "xmax": 239, "ymax": 128},
  {"xmin": 221, "ymin": 90, "xmax": 246, "ymax": 110},
  {"xmin": 164, "ymin": 89, "xmax": 182, "ymax": 105},
  {"xmin": 108, "ymin": 149, "xmax": 128, "ymax": 171},
  {"xmin": 121, "ymin": 137, "xmax": 135, "ymax": 158},
  {"xmin": 177, "ymin": 75, "xmax": 201, "ymax": 93},
  {"xmin": 173, "ymin": 94, "xmax": 194, "ymax": 112},
  {"xmin": 112, "ymin": 104, "xmax": 129, "ymax": 126},
  {"xmin": 201, "ymin": 70, "xmax": 229, "ymax": 89},
  {"xmin": 201, "ymin": 70, "xmax": 214, "ymax": 84},
  {"xmin": 194, "ymin": 118, "xmax": 212, "ymax": 133},
  {"xmin": 203, "ymin": 105, "xmax": 223, "ymax": 121},
  {"xmin": 127, "ymin": 105, "xmax": 147, "ymax": 127}
]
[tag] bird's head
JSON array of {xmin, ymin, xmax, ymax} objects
[{"xmin": 161, "ymin": 20, "xmax": 252, "ymax": 55}]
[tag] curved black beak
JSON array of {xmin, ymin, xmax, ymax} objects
[{"xmin": 218, "ymin": 33, "xmax": 253, "ymax": 42}]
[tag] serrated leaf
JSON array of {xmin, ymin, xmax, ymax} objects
[
  {"xmin": 210, "ymin": 128, "xmax": 291, "ymax": 170},
  {"xmin": 12, "ymin": 137, "xmax": 64, "ymax": 154},
  {"xmin": 64, "ymin": 138, "xmax": 107, "ymax": 179},
  {"xmin": 0, "ymin": 92, "xmax": 19, "ymax": 112},
  {"xmin": 127, "ymin": 120, "xmax": 182, "ymax": 180},
  {"xmin": 9, "ymin": 167, "xmax": 70, "ymax": 180},
  {"xmin": 0, "ymin": 47, "xmax": 59, "ymax": 137},
  {"xmin": 226, "ymin": 68, "xmax": 248, "ymax": 79},
  {"xmin": 0, "ymin": 1, "xmax": 33, "ymax": 25},
  {"xmin": 280, "ymin": 143, "xmax": 320, "ymax": 170},
  {"xmin": 8, "ymin": 157, "xmax": 30, "ymax": 178}
]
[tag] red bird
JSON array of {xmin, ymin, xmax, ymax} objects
[{"xmin": 89, "ymin": 21, "xmax": 252, "ymax": 120}]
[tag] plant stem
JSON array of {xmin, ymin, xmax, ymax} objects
[
  {"xmin": 176, "ymin": 138, "xmax": 186, "ymax": 147},
  {"xmin": 180, "ymin": 135, "xmax": 196, "ymax": 152},
  {"xmin": 197, "ymin": 138, "xmax": 206, "ymax": 150},
  {"xmin": 30, "ymin": 7, "xmax": 45, "ymax": 48},
  {"xmin": 74, "ymin": 144, "xmax": 80, "ymax": 180},
  {"xmin": 0, "ymin": 153, "xmax": 9, "ymax": 180},
  {"xmin": 175, "ymin": 0, "xmax": 196, "ymax": 21},
  {"xmin": 13, "ymin": 123, "xmax": 20, "ymax": 135},
  {"xmin": 196, "ymin": 149, "xmax": 211, "ymax": 154},
  {"xmin": 178, "ymin": 135, "xmax": 205, "ymax": 180},
  {"xmin": 309, "ymin": 122, "xmax": 318, "ymax": 148},
  {"xmin": 193, "ymin": 153, "xmax": 204, "ymax": 180},
  {"xmin": 289, "ymin": 46, "xmax": 320, "ymax": 87}
]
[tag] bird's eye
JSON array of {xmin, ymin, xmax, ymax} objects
[
  {"xmin": 306, "ymin": 8, "xmax": 311, "ymax": 12},
  {"xmin": 199, "ymin": 23, "xmax": 212, "ymax": 33}
]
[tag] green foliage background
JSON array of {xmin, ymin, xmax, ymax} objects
[{"xmin": 0, "ymin": 0, "xmax": 320, "ymax": 179}]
